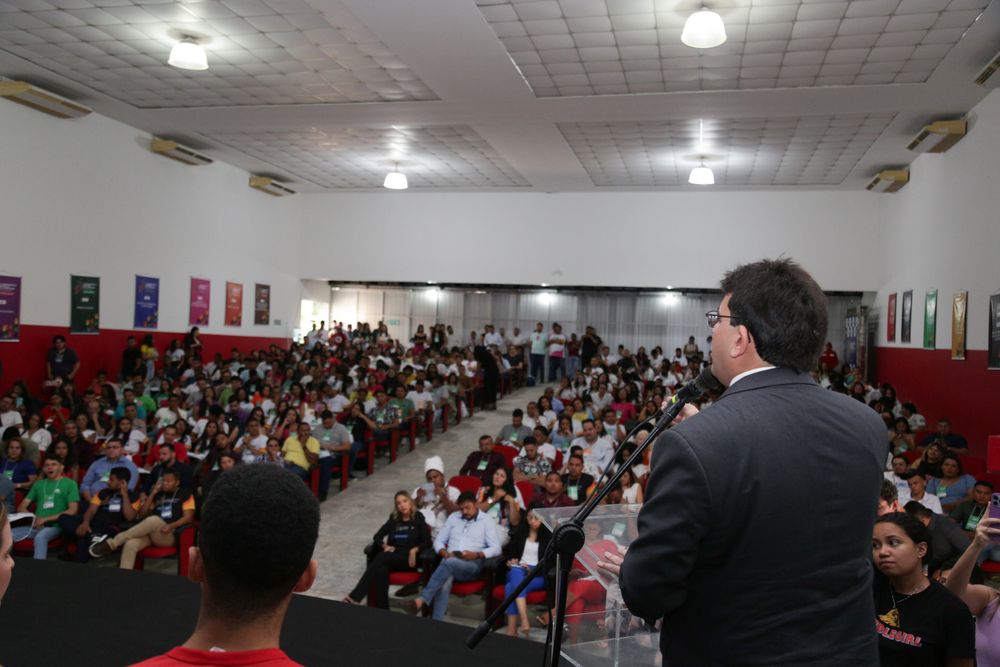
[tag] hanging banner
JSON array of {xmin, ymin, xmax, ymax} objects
[
  {"xmin": 70, "ymin": 275, "xmax": 100, "ymax": 334},
  {"xmin": 990, "ymin": 294, "xmax": 1000, "ymax": 370},
  {"xmin": 951, "ymin": 291, "xmax": 967, "ymax": 361},
  {"xmin": 887, "ymin": 293, "xmax": 897, "ymax": 342},
  {"xmin": 254, "ymin": 283, "xmax": 270, "ymax": 325},
  {"xmin": 134, "ymin": 275, "xmax": 159, "ymax": 329},
  {"xmin": 901, "ymin": 290, "xmax": 913, "ymax": 344},
  {"xmin": 225, "ymin": 281, "xmax": 243, "ymax": 326},
  {"xmin": 189, "ymin": 278, "xmax": 210, "ymax": 326},
  {"xmin": 923, "ymin": 289, "xmax": 937, "ymax": 349},
  {"xmin": 0, "ymin": 276, "xmax": 21, "ymax": 342}
]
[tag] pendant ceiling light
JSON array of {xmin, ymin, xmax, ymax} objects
[
  {"xmin": 681, "ymin": 9, "xmax": 727, "ymax": 49},
  {"xmin": 688, "ymin": 119, "xmax": 715, "ymax": 185},
  {"xmin": 168, "ymin": 39, "xmax": 208, "ymax": 70},
  {"xmin": 383, "ymin": 163, "xmax": 408, "ymax": 190}
]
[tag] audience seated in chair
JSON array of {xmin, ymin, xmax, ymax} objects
[
  {"xmin": 414, "ymin": 456, "xmax": 459, "ymax": 539},
  {"xmin": 15, "ymin": 455, "xmax": 79, "ymax": 559},
  {"xmin": 502, "ymin": 509, "xmax": 550, "ymax": 637},
  {"xmin": 459, "ymin": 435, "xmax": 506, "ymax": 486},
  {"xmin": 512, "ymin": 437, "xmax": 552, "ymax": 489},
  {"xmin": 58, "ymin": 466, "xmax": 137, "ymax": 563}
]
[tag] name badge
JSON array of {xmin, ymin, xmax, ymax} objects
[
  {"xmin": 2, "ymin": 470, "xmax": 12, "ymax": 480},
  {"xmin": 100, "ymin": 472, "xmax": 111, "ymax": 483},
  {"xmin": 159, "ymin": 505, "xmax": 173, "ymax": 519},
  {"xmin": 108, "ymin": 499, "xmax": 122, "ymax": 513},
  {"xmin": 966, "ymin": 513, "xmax": 981, "ymax": 531},
  {"xmin": 937, "ymin": 486, "xmax": 948, "ymax": 498},
  {"xmin": 42, "ymin": 499, "xmax": 55, "ymax": 510},
  {"xmin": 477, "ymin": 459, "xmax": 488, "ymax": 471},
  {"xmin": 567, "ymin": 486, "xmax": 579, "ymax": 501}
]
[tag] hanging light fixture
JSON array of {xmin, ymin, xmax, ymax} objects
[
  {"xmin": 383, "ymin": 162, "xmax": 408, "ymax": 190},
  {"xmin": 688, "ymin": 119, "xmax": 715, "ymax": 185},
  {"xmin": 168, "ymin": 39, "xmax": 208, "ymax": 70},
  {"xmin": 681, "ymin": 8, "xmax": 727, "ymax": 49}
]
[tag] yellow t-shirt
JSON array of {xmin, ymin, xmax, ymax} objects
[{"xmin": 282, "ymin": 435, "xmax": 319, "ymax": 470}]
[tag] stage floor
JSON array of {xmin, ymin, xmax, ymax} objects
[{"xmin": 0, "ymin": 559, "xmax": 542, "ymax": 667}]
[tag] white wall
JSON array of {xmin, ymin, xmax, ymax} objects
[
  {"xmin": 0, "ymin": 99, "xmax": 302, "ymax": 338},
  {"xmin": 875, "ymin": 89, "xmax": 1000, "ymax": 351},
  {"xmin": 299, "ymin": 190, "xmax": 881, "ymax": 292}
]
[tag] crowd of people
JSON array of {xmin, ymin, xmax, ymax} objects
[{"xmin": 2, "ymin": 314, "xmax": 998, "ymax": 665}]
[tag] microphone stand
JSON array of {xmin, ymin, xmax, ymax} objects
[{"xmin": 466, "ymin": 390, "xmax": 701, "ymax": 665}]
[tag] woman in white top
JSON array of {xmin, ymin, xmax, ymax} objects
[
  {"xmin": 503, "ymin": 510, "xmax": 551, "ymax": 637},
  {"xmin": 24, "ymin": 412, "xmax": 52, "ymax": 452},
  {"xmin": 619, "ymin": 467, "xmax": 644, "ymax": 505}
]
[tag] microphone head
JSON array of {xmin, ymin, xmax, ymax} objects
[{"xmin": 692, "ymin": 368, "xmax": 724, "ymax": 395}]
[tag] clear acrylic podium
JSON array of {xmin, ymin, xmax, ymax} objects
[{"xmin": 534, "ymin": 505, "xmax": 661, "ymax": 667}]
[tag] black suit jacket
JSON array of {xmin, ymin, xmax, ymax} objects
[{"xmin": 620, "ymin": 367, "xmax": 887, "ymax": 666}]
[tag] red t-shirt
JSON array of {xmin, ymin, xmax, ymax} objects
[{"xmin": 131, "ymin": 647, "xmax": 301, "ymax": 667}]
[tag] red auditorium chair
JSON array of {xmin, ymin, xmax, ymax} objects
[
  {"xmin": 448, "ymin": 475, "xmax": 483, "ymax": 495},
  {"xmin": 398, "ymin": 419, "xmax": 419, "ymax": 452},
  {"xmin": 494, "ymin": 444, "xmax": 519, "ymax": 470},
  {"xmin": 515, "ymin": 481, "xmax": 536, "ymax": 506},
  {"xmin": 961, "ymin": 456, "xmax": 987, "ymax": 480},
  {"xmin": 902, "ymin": 450, "xmax": 922, "ymax": 464},
  {"xmin": 440, "ymin": 404, "xmax": 450, "ymax": 432},
  {"xmin": 424, "ymin": 410, "xmax": 435, "ymax": 441},
  {"xmin": 134, "ymin": 522, "xmax": 198, "ymax": 577},
  {"xmin": 368, "ymin": 570, "xmax": 427, "ymax": 608},
  {"xmin": 552, "ymin": 450, "xmax": 563, "ymax": 472}
]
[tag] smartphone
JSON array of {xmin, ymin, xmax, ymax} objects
[{"xmin": 988, "ymin": 495, "xmax": 1000, "ymax": 542}]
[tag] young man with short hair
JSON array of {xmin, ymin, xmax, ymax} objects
[
  {"xmin": 512, "ymin": 438, "xmax": 551, "ymax": 488},
  {"xmin": 459, "ymin": 435, "xmax": 506, "ymax": 486},
  {"xmin": 496, "ymin": 409, "xmax": 532, "ymax": 446},
  {"xmin": 281, "ymin": 422, "xmax": 319, "ymax": 480},
  {"xmin": 58, "ymin": 466, "xmax": 137, "ymax": 563},
  {"xmin": 131, "ymin": 465, "xmax": 319, "ymax": 666},
  {"xmin": 16, "ymin": 456, "xmax": 79, "ymax": 559},
  {"xmin": 531, "ymin": 472, "xmax": 575, "ymax": 509},
  {"xmin": 560, "ymin": 454, "xmax": 595, "ymax": 506},
  {"xmin": 907, "ymin": 472, "xmax": 944, "ymax": 514}
]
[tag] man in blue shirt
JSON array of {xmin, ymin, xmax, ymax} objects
[
  {"xmin": 410, "ymin": 492, "xmax": 501, "ymax": 620},
  {"xmin": 80, "ymin": 438, "xmax": 139, "ymax": 503}
]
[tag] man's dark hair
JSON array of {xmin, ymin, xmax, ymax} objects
[
  {"xmin": 109, "ymin": 466, "xmax": 132, "ymax": 482},
  {"xmin": 569, "ymin": 453, "xmax": 584, "ymax": 463},
  {"xmin": 159, "ymin": 442, "xmax": 174, "ymax": 451},
  {"xmin": 903, "ymin": 501, "xmax": 934, "ymax": 521},
  {"xmin": 162, "ymin": 469, "xmax": 180, "ymax": 481},
  {"xmin": 457, "ymin": 491, "xmax": 477, "ymax": 505},
  {"xmin": 880, "ymin": 479, "xmax": 898, "ymax": 504},
  {"xmin": 199, "ymin": 465, "xmax": 319, "ymax": 621},
  {"xmin": 719, "ymin": 258, "xmax": 828, "ymax": 373},
  {"xmin": 976, "ymin": 480, "xmax": 996, "ymax": 492},
  {"xmin": 478, "ymin": 434, "xmax": 492, "ymax": 443},
  {"xmin": 320, "ymin": 410, "xmax": 333, "ymax": 420},
  {"xmin": 512, "ymin": 408, "xmax": 524, "ymax": 418},
  {"xmin": 522, "ymin": 436, "xmax": 537, "ymax": 446}
]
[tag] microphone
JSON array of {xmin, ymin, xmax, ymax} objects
[{"xmin": 652, "ymin": 367, "xmax": 724, "ymax": 431}]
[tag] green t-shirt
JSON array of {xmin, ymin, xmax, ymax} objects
[
  {"xmin": 389, "ymin": 398, "xmax": 415, "ymax": 420},
  {"xmin": 25, "ymin": 477, "xmax": 80, "ymax": 518},
  {"xmin": 138, "ymin": 394, "xmax": 157, "ymax": 415}
]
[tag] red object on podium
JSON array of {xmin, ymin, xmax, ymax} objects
[{"xmin": 988, "ymin": 436, "xmax": 1000, "ymax": 473}]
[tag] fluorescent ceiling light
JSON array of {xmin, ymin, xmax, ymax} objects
[
  {"xmin": 168, "ymin": 40, "xmax": 208, "ymax": 71},
  {"xmin": 383, "ymin": 170, "xmax": 408, "ymax": 190},
  {"xmin": 688, "ymin": 165, "xmax": 715, "ymax": 185},
  {"xmin": 681, "ymin": 9, "xmax": 727, "ymax": 49}
]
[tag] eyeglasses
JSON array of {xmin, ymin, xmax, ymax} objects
[{"xmin": 705, "ymin": 310, "xmax": 737, "ymax": 328}]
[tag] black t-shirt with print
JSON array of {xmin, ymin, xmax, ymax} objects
[{"xmin": 873, "ymin": 570, "xmax": 974, "ymax": 666}]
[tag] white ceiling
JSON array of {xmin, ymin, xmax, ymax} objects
[{"xmin": 1, "ymin": 0, "xmax": 998, "ymax": 191}]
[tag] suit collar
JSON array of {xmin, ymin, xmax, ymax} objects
[{"xmin": 719, "ymin": 366, "xmax": 816, "ymax": 400}]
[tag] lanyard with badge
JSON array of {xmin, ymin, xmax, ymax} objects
[
  {"xmin": 159, "ymin": 491, "xmax": 179, "ymax": 520},
  {"xmin": 107, "ymin": 493, "xmax": 123, "ymax": 514},
  {"xmin": 966, "ymin": 505, "xmax": 986, "ymax": 531},
  {"xmin": 567, "ymin": 479, "xmax": 580, "ymax": 501},
  {"xmin": 41, "ymin": 478, "xmax": 58, "ymax": 510},
  {"xmin": 2, "ymin": 460, "xmax": 13, "ymax": 480},
  {"xmin": 477, "ymin": 454, "xmax": 490, "ymax": 472}
]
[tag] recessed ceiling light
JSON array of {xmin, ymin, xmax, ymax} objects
[
  {"xmin": 540, "ymin": 283, "xmax": 548, "ymax": 287},
  {"xmin": 168, "ymin": 39, "xmax": 208, "ymax": 71},
  {"xmin": 681, "ymin": 9, "xmax": 727, "ymax": 49}
]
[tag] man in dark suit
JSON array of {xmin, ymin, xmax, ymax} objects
[{"xmin": 601, "ymin": 258, "xmax": 887, "ymax": 665}]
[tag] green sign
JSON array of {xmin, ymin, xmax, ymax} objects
[
  {"xmin": 70, "ymin": 275, "xmax": 100, "ymax": 334},
  {"xmin": 385, "ymin": 318, "xmax": 401, "ymax": 326},
  {"xmin": 923, "ymin": 289, "xmax": 937, "ymax": 349}
]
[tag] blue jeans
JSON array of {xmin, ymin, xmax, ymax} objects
[
  {"xmin": 284, "ymin": 462, "xmax": 309, "ymax": 479},
  {"xmin": 529, "ymin": 354, "xmax": 545, "ymax": 382},
  {"xmin": 12, "ymin": 524, "xmax": 63, "ymax": 559},
  {"xmin": 504, "ymin": 566, "xmax": 545, "ymax": 616},
  {"xmin": 547, "ymin": 356, "xmax": 565, "ymax": 382},
  {"xmin": 420, "ymin": 557, "xmax": 484, "ymax": 620},
  {"xmin": 565, "ymin": 356, "xmax": 581, "ymax": 380}
]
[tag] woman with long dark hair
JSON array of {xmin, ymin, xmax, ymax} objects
[
  {"xmin": 502, "ymin": 509, "xmax": 550, "ymax": 637},
  {"xmin": 476, "ymin": 467, "xmax": 523, "ymax": 544},
  {"xmin": 872, "ymin": 512, "xmax": 974, "ymax": 666}
]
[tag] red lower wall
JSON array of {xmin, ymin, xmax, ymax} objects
[
  {"xmin": 874, "ymin": 347, "xmax": 999, "ymax": 458},
  {"xmin": 0, "ymin": 324, "xmax": 290, "ymax": 395}
]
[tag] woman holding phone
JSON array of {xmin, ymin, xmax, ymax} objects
[{"xmin": 944, "ymin": 514, "xmax": 1000, "ymax": 666}]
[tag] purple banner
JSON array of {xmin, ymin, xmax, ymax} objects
[
  {"xmin": 190, "ymin": 278, "xmax": 210, "ymax": 326},
  {"xmin": 134, "ymin": 275, "xmax": 159, "ymax": 329},
  {"xmin": 0, "ymin": 276, "xmax": 21, "ymax": 342}
]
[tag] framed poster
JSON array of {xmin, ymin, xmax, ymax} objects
[
  {"xmin": 901, "ymin": 290, "xmax": 913, "ymax": 344},
  {"xmin": 887, "ymin": 293, "xmax": 897, "ymax": 342},
  {"xmin": 70, "ymin": 275, "xmax": 100, "ymax": 334},
  {"xmin": 951, "ymin": 291, "xmax": 967, "ymax": 361},
  {"xmin": 254, "ymin": 283, "xmax": 270, "ymax": 325},
  {"xmin": 134, "ymin": 275, "xmax": 159, "ymax": 329},
  {"xmin": 189, "ymin": 278, "xmax": 210, "ymax": 326},
  {"xmin": 0, "ymin": 276, "xmax": 21, "ymax": 342},
  {"xmin": 990, "ymin": 294, "xmax": 1000, "ymax": 370},
  {"xmin": 225, "ymin": 281, "xmax": 243, "ymax": 326},
  {"xmin": 923, "ymin": 289, "xmax": 937, "ymax": 349}
]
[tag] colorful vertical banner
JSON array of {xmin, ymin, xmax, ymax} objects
[
  {"xmin": 923, "ymin": 289, "xmax": 937, "ymax": 349},
  {"xmin": 0, "ymin": 276, "xmax": 21, "ymax": 342},
  {"xmin": 887, "ymin": 293, "xmax": 897, "ymax": 342},
  {"xmin": 225, "ymin": 281, "xmax": 243, "ymax": 326},
  {"xmin": 254, "ymin": 283, "xmax": 270, "ymax": 325},
  {"xmin": 990, "ymin": 294, "xmax": 1000, "ymax": 370},
  {"xmin": 901, "ymin": 290, "xmax": 913, "ymax": 344},
  {"xmin": 70, "ymin": 275, "xmax": 100, "ymax": 334},
  {"xmin": 951, "ymin": 291, "xmax": 967, "ymax": 361},
  {"xmin": 189, "ymin": 278, "xmax": 210, "ymax": 326},
  {"xmin": 134, "ymin": 275, "xmax": 159, "ymax": 329}
]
